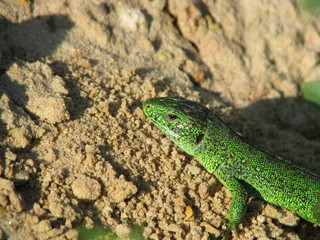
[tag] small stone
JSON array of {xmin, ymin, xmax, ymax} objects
[
  {"xmin": 0, "ymin": 193, "xmax": 8, "ymax": 207},
  {"xmin": 165, "ymin": 223, "xmax": 182, "ymax": 233},
  {"xmin": 107, "ymin": 175, "xmax": 137, "ymax": 203},
  {"xmin": 190, "ymin": 225, "xmax": 202, "ymax": 238},
  {"xmin": 13, "ymin": 169, "xmax": 30, "ymax": 185},
  {"xmin": 211, "ymin": 215, "xmax": 223, "ymax": 228},
  {"xmin": 33, "ymin": 203, "xmax": 47, "ymax": 215},
  {"xmin": 184, "ymin": 206, "xmax": 194, "ymax": 221},
  {"xmin": 25, "ymin": 214, "xmax": 39, "ymax": 224},
  {"xmin": 200, "ymin": 222, "xmax": 220, "ymax": 237},
  {"xmin": 34, "ymin": 220, "xmax": 52, "ymax": 232},
  {"xmin": 143, "ymin": 226, "xmax": 153, "ymax": 237},
  {"xmin": 71, "ymin": 175, "xmax": 101, "ymax": 201},
  {"xmin": 44, "ymin": 228, "xmax": 63, "ymax": 238},
  {"xmin": 49, "ymin": 201, "xmax": 64, "ymax": 218},
  {"xmin": 186, "ymin": 164, "xmax": 201, "ymax": 175},
  {"xmin": 65, "ymin": 229, "xmax": 79, "ymax": 240},
  {"xmin": 7, "ymin": 128, "xmax": 30, "ymax": 149},
  {"xmin": 198, "ymin": 182, "xmax": 209, "ymax": 199},
  {"xmin": 257, "ymin": 237, "xmax": 271, "ymax": 240},
  {"xmin": 134, "ymin": 107, "xmax": 145, "ymax": 119},
  {"xmin": 4, "ymin": 150, "xmax": 17, "ymax": 162},
  {"xmin": 83, "ymin": 216, "xmax": 94, "ymax": 229},
  {"xmin": 257, "ymin": 215, "xmax": 266, "ymax": 223},
  {"xmin": 149, "ymin": 233, "xmax": 160, "ymax": 240},
  {"xmin": 115, "ymin": 223, "xmax": 131, "ymax": 238},
  {"xmin": 0, "ymin": 178, "xmax": 23, "ymax": 212},
  {"xmin": 278, "ymin": 211, "xmax": 299, "ymax": 226}
]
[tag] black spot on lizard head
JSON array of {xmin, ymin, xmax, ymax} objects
[{"xmin": 143, "ymin": 96, "xmax": 210, "ymax": 154}]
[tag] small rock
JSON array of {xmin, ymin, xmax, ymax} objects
[
  {"xmin": 25, "ymin": 214, "xmax": 39, "ymax": 225},
  {"xmin": 49, "ymin": 201, "xmax": 64, "ymax": 218},
  {"xmin": 257, "ymin": 215, "xmax": 266, "ymax": 223},
  {"xmin": 7, "ymin": 128, "xmax": 30, "ymax": 149},
  {"xmin": 278, "ymin": 211, "xmax": 299, "ymax": 226},
  {"xmin": 0, "ymin": 178, "xmax": 23, "ymax": 212},
  {"xmin": 65, "ymin": 229, "xmax": 79, "ymax": 240},
  {"xmin": 198, "ymin": 182, "xmax": 209, "ymax": 199},
  {"xmin": 33, "ymin": 203, "xmax": 47, "ymax": 216},
  {"xmin": 186, "ymin": 164, "xmax": 201, "ymax": 175},
  {"xmin": 71, "ymin": 175, "xmax": 101, "ymax": 201},
  {"xmin": 83, "ymin": 216, "xmax": 94, "ymax": 229},
  {"xmin": 33, "ymin": 220, "xmax": 52, "ymax": 232},
  {"xmin": 184, "ymin": 206, "xmax": 194, "ymax": 221},
  {"xmin": 211, "ymin": 215, "xmax": 223, "ymax": 228},
  {"xmin": 107, "ymin": 175, "xmax": 137, "ymax": 203},
  {"xmin": 0, "ymin": 193, "xmax": 8, "ymax": 207},
  {"xmin": 189, "ymin": 225, "xmax": 202, "ymax": 239},
  {"xmin": 149, "ymin": 233, "xmax": 160, "ymax": 240},
  {"xmin": 264, "ymin": 204, "xmax": 298, "ymax": 226},
  {"xmin": 200, "ymin": 222, "xmax": 220, "ymax": 237},
  {"xmin": 165, "ymin": 223, "xmax": 182, "ymax": 233},
  {"xmin": 115, "ymin": 223, "xmax": 131, "ymax": 238},
  {"xmin": 4, "ymin": 149, "xmax": 17, "ymax": 162}
]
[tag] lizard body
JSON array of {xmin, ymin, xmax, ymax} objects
[{"xmin": 143, "ymin": 96, "xmax": 320, "ymax": 234}]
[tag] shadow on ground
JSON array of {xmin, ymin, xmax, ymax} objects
[{"xmin": 0, "ymin": 14, "xmax": 76, "ymax": 209}]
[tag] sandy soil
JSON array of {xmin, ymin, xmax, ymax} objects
[{"xmin": 1, "ymin": 0, "xmax": 320, "ymax": 239}]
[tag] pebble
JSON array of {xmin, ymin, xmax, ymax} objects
[{"xmin": 115, "ymin": 223, "xmax": 131, "ymax": 238}]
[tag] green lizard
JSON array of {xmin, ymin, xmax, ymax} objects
[{"xmin": 143, "ymin": 96, "xmax": 320, "ymax": 235}]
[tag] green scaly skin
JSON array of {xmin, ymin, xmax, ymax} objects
[{"xmin": 143, "ymin": 96, "xmax": 320, "ymax": 235}]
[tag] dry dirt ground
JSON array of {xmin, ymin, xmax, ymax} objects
[{"xmin": 1, "ymin": 0, "xmax": 320, "ymax": 239}]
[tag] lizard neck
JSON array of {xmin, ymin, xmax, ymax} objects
[{"xmin": 192, "ymin": 115, "xmax": 245, "ymax": 173}]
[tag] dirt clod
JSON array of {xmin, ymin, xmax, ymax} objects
[
  {"xmin": 71, "ymin": 175, "xmax": 101, "ymax": 201},
  {"xmin": 115, "ymin": 223, "xmax": 131, "ymax": 238},
  {"xmin": 0, "ymin": 178, "xmax": 23, "ymax": 212},
  {"xmin": 106, "ymin": 175, "xmax": 138, "ymax": 203}
]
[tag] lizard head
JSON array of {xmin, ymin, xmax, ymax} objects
[{"xmin": 143, "ymin": 96, "xmax": 210, "ymax": 155}]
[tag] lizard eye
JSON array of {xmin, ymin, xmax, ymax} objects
[{"xmin": 167, "ymin": 114, "xmax": 178, "ymax": 121}]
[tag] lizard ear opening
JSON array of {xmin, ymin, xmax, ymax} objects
[{"xmin": 196, "ymin": 134, "xmax": 204, "ymax": 144}]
